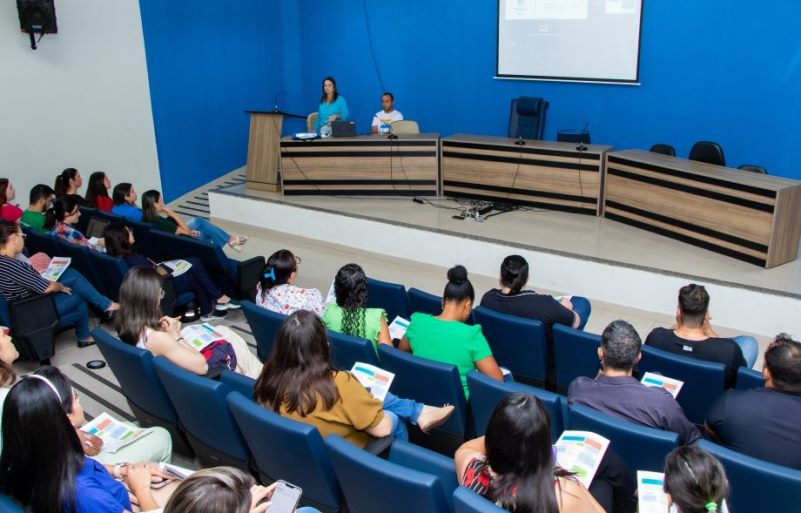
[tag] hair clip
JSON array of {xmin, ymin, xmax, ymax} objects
[
  {"xmin": 263, "ymin": 268, "xmax": 276, "ymax": 281},
  {"xmin": 705, "ymin": 502, "xmax": 718, "ymax": 512}
]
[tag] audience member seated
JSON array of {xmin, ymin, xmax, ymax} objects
[
  {"xmin": 84, "ymin": 171, "xmax": 114, "ymax": 212},
  {"xmin": 0, "ymin": 368, "xmax": 176, "ymax": 512},
  {"xmin": 115, "ymin": 267, "xmax": 261, "ymax": 377},
  {"xmin": 315, "ymin": 76, "xmax": 349, "ymax": 133},
  {"xmin": 0, "ymin": 220, "xmax": 118, "ymax": 348},
  {"xmin": 0, "ymin": 327, "xmax": 19, "ymax": 446},
  {"xmin": 20, "ymin": 184, "xmax": 54, "ymax": 233},
  {"xmin": 163, "ymin": 466, "xmax": 322, "ymax": 513},
  {"xmin": 645, "ymin": 284, "xmax": 757, "ymax": 387},
  {"xmin": 54, "ymin": 167, "xmax": 86, "ymax": 205},
  {"xmin": 456, "ymin": 393, "xmax": 620, "ymax": 513},
  {"xmin": 254, "ymin": 310, "xmax": 454, "ymax": 448},
  {"xmin": 705, "ymin": 333, "xmax": 801, "ymax": 470},
  {"xmin": 323, "ymin": 263, "xmax": 390, "ymax": 348},
  {"xmin": 256, "ymin": 249, "xmax": 325, "ymax": 316},
  {"xmin": 0, "ymin": 179, "xmax": 23, "ymax": 223},
  {"xmin": 399, "ymin": 265, "xmax": 503, "ymax": 398},
  {"xmin": 104, "ymin": 222, "xmax": 240, "ymax": 321},
  {"xmin": 568, "ymin": 320, "xmax": 700, "ymax": 445},
  {"xmin": 663, "ymin": 446, "xmax": 730, "ymax": 513},
  {"xmin": 141, "ymin": 189, "xmax": 247, "ymax": 251},
  {"xmin": 480, "ymin": 254, "xmax": 591, "ymax": 331},
  {"xmin": 111, "ymin": 182, "xmax": 142, "ymax": 221},
  {"xmin": 44, "ymin": 196, "xmax": 104, "ymax": 251}
]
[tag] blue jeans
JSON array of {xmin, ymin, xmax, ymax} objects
[
  {"xmin": 570, "ymin": 296, "xmax": 592, "ymax": 331},
  {"xmin": 173, "ymin": 257, "xmax": 224, "ymax": 315},
  {"xmin": 187, "ymin": 217, "xmax": 230, "ymax": 247},
  {"xmin": 732, "ymin": 335, "xmax": 759, "ymax": 368},
  {"xmin": 383, "ymin": 392, "xmax": 424, "ymax": 441},
  {"xmin": 54, "ymin": 268, "xmax": 112, "ymax": 340}
]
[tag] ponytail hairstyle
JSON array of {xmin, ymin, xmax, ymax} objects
[
  {"xmin": 84, "ymin": 171, "xmax": 110, "ymax": 208},
  {"xmin": 54, "ymin": 168, "xmax": 79, "ymax": 197},
  {"xmin": 141, "ymin": 190, "xmax": 162, "ymax": 222},
  {"xmin": 259, "ymin": 249, "xmax": 298, "ymax": 298},
  {"xmin": 443, "ymin": 265, "xmax": 474, "ymax": 304},
  {"xmin": 333, "ymin": 263, "xmax": 369, "ymax": 339},
  {"xmin": 112, "ymin": 182, "xmax": 133, "ymax": 206},
  {"xmin": 44, "ymin": 195, "xmax": 80, "ymax": 230},
  {"xmin": 500, "ymin": 255, "xmax": 529, "ymax": 294},
  {"xmin": 664, "ymin": 446, "xmax": 729, "ymax": 513}
]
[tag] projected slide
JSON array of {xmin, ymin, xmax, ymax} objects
[{"xmin": 497, "ymin": 0, "xmax": 643, "ymax": 83}]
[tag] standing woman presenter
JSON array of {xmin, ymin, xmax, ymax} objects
[{"xmin": 314, "ymin": 76, "xmax": 349, "ymax": 134}]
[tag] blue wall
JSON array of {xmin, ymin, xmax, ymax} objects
[
  {"xmin": 138, "ymin": 0, "xmax": 286, "ymax": 200},
  {"xmin": 287, "ymin": 0, "xmax": 801, "ymax": 178}
]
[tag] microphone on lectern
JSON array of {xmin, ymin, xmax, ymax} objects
[{"xmin": 273, "ymin": 90, "xmax": 288, "ymax": 112}]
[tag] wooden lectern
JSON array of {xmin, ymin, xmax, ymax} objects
[{"xmin": 244, "ymin": 110, "xmax": 304, "ymax": 192}]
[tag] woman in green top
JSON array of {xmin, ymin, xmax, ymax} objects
[
  {"xmin": 399, "ymin": 265, "xmax": 504, "ymax": 398},
  {"xmin": 322, "ymin": 263, "xmax": 392, "ymax": 350}
]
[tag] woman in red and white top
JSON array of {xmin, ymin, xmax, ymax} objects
[
  {"xmin": 256, "ymin": 249, "xmax": 325, "ymax": 317},
  {"xmin": 455, "ymin": 393, "xmax": 605, "ymax": 513},
  {"xmin": 0, "ymin": 179, "xmax": 23, "ymax": 223}
]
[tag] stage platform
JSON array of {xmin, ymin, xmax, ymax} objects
[{"xmin": 208, "ymin": 182, "xmax": 801, "ymax": 337}]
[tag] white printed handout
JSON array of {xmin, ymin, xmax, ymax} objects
[
  {"xmin": 159, "ymin": 259, "xmax": 193, "ymax": 277},
  {"xmin": 180, "ymin": 323, "xmax": 226, "ymax": 351},
  {"xmin": 555, "ymin": 430, "xmax": 610, "ymax": 488},
  {"xmin": 351, "ymin": 362, "xmax": 395, "ymax": 401},
  {"xmin": 325, "ymin": 280, "xmax": 337, "ymax": 305},
  {"xmin": 82, "ymin": 412, "xmax": 151, "ymax": 453},
  {"xmin": 640, "ymin": 372, "xmax": 684, "ymax": 399},
  {"xmin": 388, "ymin": 316, "xmax": 410, "ymax": 341},
  {"xmin": 160, "ymin": 463, "xmax": 195, "ymax": 480},
  {"xmin": 40, "ymin": 256, "xmax": 71, "ymax": 282}
]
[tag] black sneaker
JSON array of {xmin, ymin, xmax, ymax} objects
[{"xmin": 200, "ymin": 309, "xmax": 228, "ymax": 322}]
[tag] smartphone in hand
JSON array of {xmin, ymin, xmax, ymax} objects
[{"xmin": 269, "ymin": 480, "xmax": 303, "ymax": 513}]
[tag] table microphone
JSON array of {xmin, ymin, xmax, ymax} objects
[{"xmin": 273, "ymin": 90, "xmax": 287, "ymax": 112}]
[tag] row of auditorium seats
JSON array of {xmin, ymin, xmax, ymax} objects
[{"xmin": 649, "ymin": 141, "xmax": 768, "ymax": 173}]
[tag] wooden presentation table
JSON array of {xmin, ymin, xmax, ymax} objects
[
  {"xmin": 604, "ymin": 150, "xmax": 801, "ymax": 268},
  {"xmin": 441, "ymin": 134, "xmax": 613, "ymax": 215},
  {"xmin": 280, "ymin": 134, "xmax": 440, "ymax": 196}
]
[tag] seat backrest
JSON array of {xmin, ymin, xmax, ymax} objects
[
  {"xmin": 92, "ymin": 328, "xmax": 178, "ymax": 422},
  {"xmin": 88, "ymin": 251, "xmax": 128, "ymax": 302},
  {"xmin": 0, "ymin": 295, "xmax": 10, "ymax": 326},
  {"xmin": 473, "ymin": 306, "xmax": 547, "ymax": 385},
  {"xmin": 698, "ymin": 440, "xmax": 801, "ymax": 513},
  {"xmin": 126, "ymin": 219, "xmax": 154, "ymax": 255},
  {"xmin": 366, "ymin": 277, "xmax": 411, "ymax": 321},
  {"xmin": 329, "ymin": 330, "xmax": 380, "ymax": 370},
  {"xmin": 408, "ymin": 287, "xmax": 442, "ymax": 316},
  {"xmin": 390, "ymin": 120, "xmax": 420, "ymax": 135},
  {"xmin": 553, "ymin": 324, "xmax": 602, "ymax": 393},
  {"xmin": 326, "ymin": 434, "xmax": 451, "ymax": 513},
  {"xmin": 227, "ymin": 392, "xmax": 343, "ymax": 510},
  {"xmin": 737, "ymin": 164, "xmax": 768, "ymax": 174},
  {"xmin": 453, "ymin": 486, "xmax": 507, "ymax": 513},
  {"xmin": 307, "ymin": 112, "xmax": 318, "ymax": 133},
  {"xmin": 152, "ymin": 357, "xmax": 249, "ymax": 462},
  {"xmin": 508, "ymin": 97, "xmax": 548, "ymax": 140},
  {"xmin": 649, "ymin": 143, "xmax": 676, "ymax": 156},
  {"xmin": 377, "ymin": 345, "xmax": 467, "ymax": 434},
  {"xmin": 241, "ymin": 300, "xmax": 286, "ymax": 361},
  {"xmin": 639, "ymin": 345, "xmax": 726, "ymax": 425},
  {"xmin": 21, "ymin": 227, "xmax": 59, "ymax": 257},
  {"xmin": 467, "ymin": 371, "xmax": 565, "ymax": 440},
  {"xmin": 55, "ymin": 238, "xmax": 106, "ymax": 296},
  {"xmin": 569, "ymin": 404, "xmax": 678, "ymax": 472},
  {"xmin": 735, "ymin": 366, "xmax": 765, "ymax": 390},
  {"xmin": 388, "ymin": 439, "xmax": 459, "ymax": 511},
  {"xmin": 219, "ymin": 370, "xmax": 256, "ymax": 399},
  {"xmin": 689, "ymin": 141, "xmax": 726, "ymax": 166},
  {"xmin": 0, "ymin": 493, "xmax": 26, "ymax": 513}
]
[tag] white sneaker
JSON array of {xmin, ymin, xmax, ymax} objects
[
  {"xmin": 200, "ymin": 310, "xmax": 228, "ymax": 322},
  {"xmin": 216, "ymin": 301, "xmax": 241, "ymax": 311}
]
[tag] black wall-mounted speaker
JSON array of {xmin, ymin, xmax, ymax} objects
[{"xmin": 17, "ymin": 0, "xmax": 57, "ymax": 34}]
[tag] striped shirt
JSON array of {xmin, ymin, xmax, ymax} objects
[{"xmin": 0, "ymin": 255, "xmax": 50, "ymax": 302}]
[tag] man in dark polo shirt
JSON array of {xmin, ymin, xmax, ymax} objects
[
  {"xmin": 568, "ymin": 320, "xmax": 700, "ymax": 445},
  {"xmin": 706, "ymin": 334, "xmax": 801, "ymax": 470}
]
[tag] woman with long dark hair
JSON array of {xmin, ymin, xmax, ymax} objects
[
  {"xmin": 104, "ymin": 222, "xmax": 239, "ymax": 321},
  {"xmin": 84, "ymin": 171, "xmax": 113, "ymax": 212},
  {"xmin": 255, "ymin": 310, "xmax": 453, "ymax": 447},
  {"xmin": 314, "ymin": 76, "xmax": 349, "ymax": 134},
  {"xmin": 322, "ymin": 263, "xmax": 391, "ymax": 348},
  {"xmin": 663, "ymin": 446, "xmax": 729, "ymax": 513},
  {"xmin": 0, "ymin": 179, "xmax": 23, "ymax": 223},
  {"xmin": 44, "ymin": 195, "xmax": 103, "ymax": 250},
  {"xmin": 257, "ymin": 249, "xmax": 325, "ymax": 316},
  {"xmin": 0, "ymin": 367, "xmax": 174, "ymax": 512},
  {"xmin": 53, "ymin": 167, "xmax": 85, "ymax": 204},
  {"xmin": 111, "ymin": 182, "xmax": 142, "ymax": 221},
  {"xmin": 116, "ymin": 266, "xmax": 262, "ymax": 377},
  {"xmin": 0, "ymin": 220, "xmax": 118, "ymax": 347},
  {"xmin": 400, "ymin": 265, "xmax": 503, "ymax": 398},
  {"xmin": 141, "ymin": 189, "xmax": 247, "ymax": 250},
  {"xmin": 456, "ymin": 393, "xmax": 603, "ymax": 513}
]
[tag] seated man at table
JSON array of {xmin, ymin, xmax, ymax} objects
[
  {"xmin": 371, "ymin": 92, "xmax": 404, "ymax": 134},
  {"xmin": 568, "ymin": 320, "xmax": 700, "ymax": 445},
  {"xmin": 644, "ymin": 284, "xmax": 758, "ymax": 388},
  {"xmin": 706, "ymin": 334, "xmax": 801, "ymax": 470}
]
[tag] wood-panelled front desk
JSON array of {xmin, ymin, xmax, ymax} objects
[
  {"xmin": 441, "ymin": 135, "xmax": 613, "ymax": 215},
  {"xmin": 280, "ymin": 134, "xmax": 439, "ymax": 196},
  {"xmin": 604, "ymin": 150, "xmax": 801, "ymax": 268}
]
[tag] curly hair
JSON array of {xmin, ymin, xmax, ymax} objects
[{"xmin": 334, "ymin": 263, "xmax": 369, "ymax": 339}]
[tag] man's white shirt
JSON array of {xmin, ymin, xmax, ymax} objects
[{"xmin": 372, "ymin": 109, "xmax": 404, "ymax": 133}]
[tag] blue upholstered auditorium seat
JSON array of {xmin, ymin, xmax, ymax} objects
[
  {"xmin": 241, "ymin": 300, "xmax": 286, "ymax": 361},
  {"xmin": 329, "ymin": 330, "xmax": 380, "ymax": 370},
  {"xmin": 553, "ymin": 324, "xmax": 601, "ymax": 393},
  {"xmin": 367, "ymin": 277, "xmax": 411, "ymax": 322}
]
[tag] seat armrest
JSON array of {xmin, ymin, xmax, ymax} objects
[
  {"xmin": 364, "ymin": 435, "xmax": 394, "ymax": 457},
  {"xmin": 236, "ymin": 256, "xmax": 266, "ymax": 300},
  {"xmin": 10, "ymin": 294, "xmax": 59, "ymax": 335}
]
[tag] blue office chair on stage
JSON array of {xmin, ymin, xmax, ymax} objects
[
  {"xmin": 241, "ymin": 300, "xmax": 286, "ymax": 361},
  {"xmin": 508, "ymin": 97, "xmax": 549, "ymax": 140},
  {"xmin": 553, "ymin": 324, "xmax": 602, "ymax": 393},
  {"xmin": 367, "ymin": 277, "xmax": 411, "ymax": 322}
]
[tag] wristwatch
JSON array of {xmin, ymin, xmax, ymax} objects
[{"xmin": 113, "ymin": 462, "xmax": 128, "ymax": 479}]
